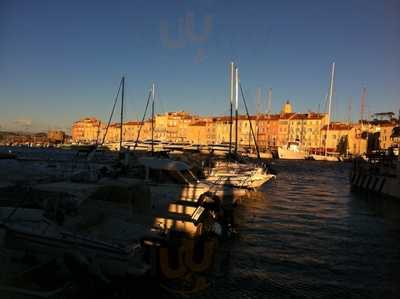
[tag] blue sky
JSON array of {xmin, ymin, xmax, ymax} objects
[{"xmin": 0, "ymin": 0, "xmax": 399, "ymax": 132}]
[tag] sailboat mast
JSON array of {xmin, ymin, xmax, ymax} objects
[
  {"xmin": 325, "ymin": 62, "xmax": 335, "ymax": 156},
  {"xmin": 120, "ymin": 76, "xmax": 125, "ymax": 152},
  {"xmin": 267, "ymin": 88, "xmax": 272, "ymax": 148},
  {"xmin": 229, "ymin": 62, "xmax": 234, "ymax": 155},
  {"xmin": 151, "ymin": 83, "xmax": 155, "ymax": 155},
  {"xmin": 234, "ymin": 67, "xmax": 239, "ymax": 154},
  {"xmin": 256, "ymin": 87, "xmax": 261, "ymax": 150}
]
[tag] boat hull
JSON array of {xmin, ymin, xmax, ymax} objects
[
  {"xmin": 277, "ymin": 147, "xmax": 306, "ymax": 160},
  {"xmin": 310, "ymin": 154, "xmax": 340, "ymax": 162}
]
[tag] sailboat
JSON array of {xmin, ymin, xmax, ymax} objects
[
  {"xmin": 204, "ymin": 62, "xmax": 275, "ymax": 190},
  {"xmin": 310, "ymin": 62, "xmax": 340, "ymax": 162}
]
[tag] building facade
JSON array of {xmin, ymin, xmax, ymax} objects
[{"xmin": 70, "ymin": 105, "xmax": 398, "ymax": 155}]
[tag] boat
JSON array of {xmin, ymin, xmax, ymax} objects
[
  {"xmin": 0, "ymin": 152, "xmax": 17, "ymax": 160},
  {"xmin": 0, "ymin": 208, "xmax": 149, "ymax": 279},
  {"xmin": 0, "ymin": 184, "xmax": 225, "ymax": 296},
  {"xmin": 244, "ymin": 150, "xmax": 273, "ymax": 160},
  {"xmin": 202, "ymin": 63, "xmax": 276, "ymax": 189},
  {"xmin": 278, "ymin": 141, "xmax": 306, "ymax": 160},
  {"xmin": 310, "ymin": 152, "xmax": 340, "ymax": 162},
  {"xmin": 308, "ymin": 62, "xmax": 341, "ymax": 162},
  {"xmin": 205, "ymin": 165, "xmax": 275, "ymax": 190},
  {"xmin": 350, "ymin": 151, "xmax": 399, "ymax": 199},
  {"xmin": 134, "ymin": 156, "xmax": 248, "ymax": 203}
]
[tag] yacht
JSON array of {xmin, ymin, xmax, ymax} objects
[{"xmin": 278, "ymin": 141, "xmax": 306, "ymax": 160}]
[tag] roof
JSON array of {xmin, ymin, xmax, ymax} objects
[
  {"xmin": 138, "ymin": 157, "xmax": 190, "ymax": 171},
  {"xmin": 125, "ymin": 121, "xmax": 143, "ymax": 126},
  {"xmin": 212, "ymin": 115, "xmax": 257, "ymax": 122}
]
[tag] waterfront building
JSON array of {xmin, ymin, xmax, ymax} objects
[
  {"xmin": 257, "ymin": 114, "xmax": 280, "ymax": 149},
  {"xmin": 47, "ymin": 130, "xmax": 65, "ymax": 144},
  {"xmin": 70, "ymin": 106, "xmax": 398, "ymax": 156},
  {"xmin": 187, "ymin": 120, "xmax": 208, "ymax": 144},
  {"xmin": 71, "ymin": 117, "xmax": 102, "ymax": 144},
  {"xmin": 321, "ymin": 123, "xmax": 352, "ymax": 153},
  {"xmin": 154, "ymin": 111, "xmax": 195, "ymax": 142}
]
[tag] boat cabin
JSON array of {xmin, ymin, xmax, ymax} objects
[{"xmin": 135, "ymin": 157, "xmax": 199, "ymax": 185}]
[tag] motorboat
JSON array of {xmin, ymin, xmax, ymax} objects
[
  {"xmin": 309, "ymin": 153, "xmax": 341, "ymax": 162},
  {"xmin": 278, "ymin": 141, "xmax": 306, "ymax": 160},
  {"xmin": 133, "ymin": 157, "xmax": 248, "ymax": 204},
  {"xmin": 203, "ymin": 160, "xmax": 275, "ymax": 190}
]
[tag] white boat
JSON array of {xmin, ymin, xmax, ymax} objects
[
  {"xmin": 203, "ymin": 160, "xmax": 275, "ymax": 190},
  {"xmin": 278, "ymin": 141, "xmax": 306, "ymax": 160},
  {"xmin": 205, "ymin": 168, "xmax": 275, "ymax": 189},
  {"xmin": 310, "ymin": 153, "xmax": 340, "ymax": 162},
  {"xmin": 243, "ymin": 151, "xmax": 273, "ymax": 159},
  {"xmin": 310, "ymin": 62, "xmax": 339, "ymax": 162},
  {"xmin": 135, "ymin": 157, "xmax": 248, "ymax": 203}
]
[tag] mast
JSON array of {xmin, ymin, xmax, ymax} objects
[
  {"xmin": 256, "ymin": 87, "xmax": 261, "ymax": 150},
  {"xmin": 267, "ymin": 88, "xmax": 272, "ymax": 147},
  {"xmin": 234, "ymin": 67, "xmax": 239, "ymax": 154},
  {"xmin": 325, "ymin": 62, "xmax": 335, "ymax": 156},
  {"xmin": 240, "ymin": 84, "xmax": 261, "ymax": 161},
  {"xmin": 119, "ymin": 76, "xmax": 125, "ymax": 152},
  {"xmin": 151, "ymin": 83, "xmax": 155, "ymax": 155},
  {"xmin": 229, "ymin": 62, "xmax": 234, "ymax": 155}
]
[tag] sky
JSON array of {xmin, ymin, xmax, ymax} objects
[{"xmin": 0, "ymin": 0, "xmax": 399, "ymax": 132}]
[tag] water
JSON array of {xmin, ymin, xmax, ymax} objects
[
  {"xmin": 197, "ymin": 161, "xmax": 400, "ymax": 299},
  {"xmin": 1, "ymin": 148, "xmax": 399, "ymax": 298}
]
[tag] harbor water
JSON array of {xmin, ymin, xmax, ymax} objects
[
  {"xmin": 1, "ymin": 148, "xmax": 399, "ymax": 298},
  {"xmin": 198, "ymin": 160, "xmax": 400, "ymax": 299}
]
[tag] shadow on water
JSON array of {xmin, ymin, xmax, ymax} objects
[{"xmin": 198, "ymin": 160, "xmax": 400, "ymax": 299}]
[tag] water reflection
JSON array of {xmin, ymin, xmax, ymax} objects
[{"xmin": 199, "ymin": 161, "xmax": 400, "ymax": 299}]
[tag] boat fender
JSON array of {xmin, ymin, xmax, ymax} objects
[{"xmin": 159, "ymin": 246, "xmax": 186, "ymax": 279}]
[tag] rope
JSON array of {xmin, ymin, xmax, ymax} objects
[
  {"xmin": 100, "ymin": 78, "xmax": 123, "ymax": 146},
  {"xmin": 133, "ymin": 89, "xmax": 152, "ymax": 151},
  {"xmin": 239, "ymin": 83, "xmax": 261, "ymax": 163}
]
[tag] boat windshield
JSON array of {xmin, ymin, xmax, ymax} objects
[
  {"xmin": 179, "ymin": 169, "xmax": 199, "ymax": 184},
  {"xmin": 148, "ymin": 168, "xmax": 186, "ymax": 184}
]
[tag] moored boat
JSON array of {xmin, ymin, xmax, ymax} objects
[
  {"xmin": 278, "ymin": 141, "xmax": 306, "ymax": 160},
  {"xmin": 350, "ymin": 152, "xmax": 399, "ymax": 199}
]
